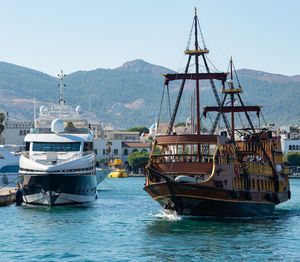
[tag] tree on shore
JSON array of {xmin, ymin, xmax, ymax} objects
[
  {"xmin": 128, "ymin": 151, "xmax": 149, "ymax": 173},
  {"xmin": 126, "ymin": 126, "xmax": 149, "ymax": 135},
  {"xmin": 106, "ymin": 141, "xmax": 112, "ymax": 160},
  {"xmin": 283, "ymin": 152, "xmax": 300, "ymax": 166}
]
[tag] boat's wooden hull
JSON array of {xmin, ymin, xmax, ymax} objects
[{"xmin": 143, "ymin": 182, "xmax": 286, "ymax": 217}]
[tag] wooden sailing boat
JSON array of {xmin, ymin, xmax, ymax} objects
[{"xmin": 143, "ymin": 9, "xmax": 291, "ymax": 217}]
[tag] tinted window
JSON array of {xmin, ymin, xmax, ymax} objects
[
  {"xmin": 25, "ymin": 142, "xmax": 30, "ymax": 151},
  {"xmin": 32, "ymin": 142, "xmax": 80, "ymax": 152},
  {"xmin": 83, "ymin": 142, "xmax": 93, "ymax": 152}
]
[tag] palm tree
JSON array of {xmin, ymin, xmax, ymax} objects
[{"xmin": 106, "ymin": 141, "xmax": 112, "ymax": 160}]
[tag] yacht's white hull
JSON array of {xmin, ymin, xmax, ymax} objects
[
  {"xmin": 19, "ymin": 154, "xmax": 97, "ymax": 206},
  {"xmin": 23, "ymin": 190, "xmax": 96, "ymax": 205},
  {"xmin": 96, "ymin": 168, "xmax": 109, "ymax": 187}
]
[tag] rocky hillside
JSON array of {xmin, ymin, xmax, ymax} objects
[{"xmin": 0, "ymin": 59, "xmax": 299, "ymax": 128}]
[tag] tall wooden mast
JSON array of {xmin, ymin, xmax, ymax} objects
[
  {"xmin": 165, "ymin": 8, "xmax": 226, "ymax": 136},
  {"xmin": 230, "ymin": 57, "xmax": 235, "ymax": 139},
  {"xmin": 194, "ymin": 8, "xmax": 201, "ymax": 135}
]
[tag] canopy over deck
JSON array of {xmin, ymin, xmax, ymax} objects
[
  {"xmin": 155, "ymin": 135, "xmax": 218, "ymax": 145},
  {"xmin": 163, "ymin": 73, "xmax": 228, "ymax": 85},
  {"xmin": 202, "ymin": 106, "xmax": 262, "ymax": 118}
]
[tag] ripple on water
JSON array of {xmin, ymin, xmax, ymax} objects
[{"xmin": 0, "ymin": 177, "xmax": 299, "ymax": 261}]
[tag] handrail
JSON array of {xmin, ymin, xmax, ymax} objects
[{"xmin": 151, "ymin": 154, "xmax": 214, "ymax": 164}]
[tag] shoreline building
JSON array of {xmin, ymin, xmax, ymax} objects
[{"xmin": 2, "ymin": 120, "xmax": 33, "ymax": 145}]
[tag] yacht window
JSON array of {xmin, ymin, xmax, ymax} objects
[
  {"xmin": 83, "ymin": 142, "xmax": 93, "ymax": 152},
  {"xmin": 0, "ymin": 154, "xmax": 4, "ymax": 159},
  {"xmin": 25, "ymin": 142, "xmax": 30, "ymax": 151},
  {"xmin": 32, "ymin": 142, "xmax": 80, "ymax": 152}
]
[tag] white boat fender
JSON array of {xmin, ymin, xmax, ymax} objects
[{"xmin": 175, "ymin": 175, "xmax": 197, "ymax": 183}]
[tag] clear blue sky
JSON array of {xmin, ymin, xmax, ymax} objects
[{"xmin": 0, "ymin": 0, "xmax": 299, "ymax": 76}]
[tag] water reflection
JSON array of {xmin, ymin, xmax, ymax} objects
[{"xmin": 141, "ymin": 205, "xmax": 300, "ymax": 261}]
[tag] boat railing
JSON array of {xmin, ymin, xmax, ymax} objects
[
  {"xmin": 150, "ymin": 154, "xmax": 214, "ymax": 164},
  {"xmin": 30, "ymin": 127, "xmax": 89, "ymax": 134},
  {"xmin": 23, "ymin": 151, "xmax": 93, "ymax": 165},
  {"xmin": 216, "ymin": 154, "xmax": 273, "ymax": 176}
]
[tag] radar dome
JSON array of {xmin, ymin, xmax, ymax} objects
[
  {"xmin": 76, "ymin": 106, "xmax": 83, "ymax": 114},
  {"xmin": 40, "ymin": 105, "xmax": 48, "ymax": 114},
  {"xmin": 51, "ymin": 119, "xmax": 64, "ymax": 133}
]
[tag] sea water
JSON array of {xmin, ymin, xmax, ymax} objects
[{"xmin": 0, "ymin": 178, "xmax": 300, "ymax": 261}]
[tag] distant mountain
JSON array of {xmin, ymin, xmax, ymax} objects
[
  {"xmin": 115, "ymin": 59, "xmax": 175, "ymax": 77},
  {"xmin": 0, "ymin": 59, "xmax": 299, "ymax": 129},
  {"xmin": 237, "ymin": 69, "xmax": 300, "ymax": 83}
]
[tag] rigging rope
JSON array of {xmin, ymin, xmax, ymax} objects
[
  {"xmin": 233, "ymin": 62, "xmax": 242, "ymax": 88},
  {"xmin": 186, "ymin": 20, "xmax": 194, "ymax": 50},
  {"xmin": 166, "ymin": 85, "xmax": 172, "ymax": 120},
  {"xmin": 157, "ymin": 84, "xmax": 166, "ymax": 127},
  {"xmin": 197, "ymin": 18, "xmax": 207, "ymax": 49},
  {"xmin": 0, "ymin": 175, "xmax": 20, "ymax": 191},
  {"xmin": 206, "ymin": 56, "xmax": 219, "ymax": 73},
  {"xmin": 261, "ymin": 111, "xmax": 268, "ymax": 126},
  {"xmin": 237, "ymin": 112, "xmax": 245, "ymax": 128}
]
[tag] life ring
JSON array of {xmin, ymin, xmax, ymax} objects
[{"xmin": 234, "ymin": 164, "xmax": 240, "ymax": 175}]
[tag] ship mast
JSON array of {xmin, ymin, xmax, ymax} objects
[
  {"xmin": 58, "ymin": 69, "xmax": 66, "ymax": 105},
  {"xmin": 230, "ymin": 57, "xmax": 235, "ymax": 139},
  {"xmin": 58, "ymin": 69, "xmax": 66, "ymax": 119},
  {"xmin": 194, "ymin": 8, "xmax": 201, "ymax": 135},
  {"xmin": 165, "ymin": 8, "xmax": 217, "ymax": 135}
]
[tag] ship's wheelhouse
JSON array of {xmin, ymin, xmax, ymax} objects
[{"xmin": 149, "ymin": 134, "xmax": 220, "ymax": 181}]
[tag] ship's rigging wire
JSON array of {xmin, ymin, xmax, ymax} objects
[
  {"xmin": 261, "ymin": 111, "xmax": 268, "ymax": 127},
  {"xmin": 197, "ymin": 17, "xmax": 207, "ymax": 49},
  {"xmin": 167, "ymin": 85, "xmax": 172, "ymax": 119},
  {"xmin": 157, "ymin": 84, "xmax": 166, "ymax": 127},
  {"xmin": 200, "ymin": 21, "xmax": 229, "ymax": 60},
  {"xmin": 186, "ymin": 20, "xmax": 195, "ymax": 50},
  {"xmin": 206, "ymin": 56, "xmax": 220, "ymax": 73},
  {"xmin": 232, "ymin": 62, "xmax": 242, "ymax": 88},
  {"xmin": 238, "ymin": 112, "xmax": 245, "ymax": 129}
]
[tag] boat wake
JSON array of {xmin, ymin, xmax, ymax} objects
[{"xmin": 150, "ymin": 211, "xmax": 182, "ymax": 221}]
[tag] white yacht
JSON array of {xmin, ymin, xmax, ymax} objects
[
  {"xmin": 19, "ymin": 71, "xmax": 98, "ymax": 205},
  {"xmin": 0, "ymin": 145, "xmax": 22, "ymax": 187}
]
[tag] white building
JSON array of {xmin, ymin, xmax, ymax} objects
[
  {"xmin": 3, "ymin": 120, "xmax": 33, "ymax": 145},
  {"xmin": 93, "ymin": 139, "xmax": 150, "ymax": 166},
  {"xmin": 121, "ymin": 141, "xmax": 151, "ymax": 164},
  {"xmin": 281, "ymin": 138, "xmax": 300, "ymax": 154},
  {"xmin": 93, "ymin": 139, "xmax": 122, "ymax": 161}
]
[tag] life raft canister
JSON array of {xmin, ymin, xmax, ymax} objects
[{"xmin": 234, "ymin": 164, "xmax": 240, "ymax": 175}]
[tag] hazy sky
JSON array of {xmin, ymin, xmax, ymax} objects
[{"xmin": 0, "ymin": 0, "xmax": 299, "ymax": 76}]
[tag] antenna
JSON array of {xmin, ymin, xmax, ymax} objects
[
  {"xmin": 57, "ymin": 69, "xmax": 67, "ymax": 119},
  {"xmin": 33, "ymin": 97, "xmax": 36, "ymax": 124},
  {"xmin": 58, "ymin": 69, "xmax": 67, "ymax": 105}
]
